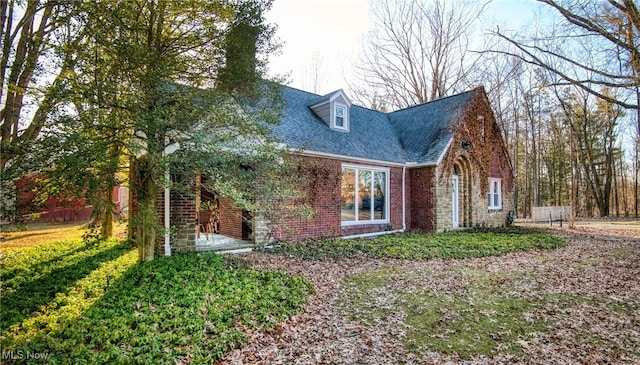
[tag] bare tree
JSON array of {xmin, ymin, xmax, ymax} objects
[
  {"xmin": 301, "ymin": 51, "xmax": 327, "ymax": 94},
  {"xmin": 353, "ymin": 0, "xmax": 486, "ymax": 109},
  {"xmin": 553, "ymin": 87, "xmax": 623, "ymax": 217},
  {"xmin": 490, "ymin": 0, "xmax": 639, "ymax": 217},
  {"xmin": 491, "ymin": 0, "xmax": 639, "ymax": 110}
]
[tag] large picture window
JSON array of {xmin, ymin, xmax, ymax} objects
[
  {"xmin": 341, "ymin": 165, "xmax": 388, "ymax": 224},
  {"xmin": 488, "ymin": 178, "xmax": 502, "ymax": 210}
]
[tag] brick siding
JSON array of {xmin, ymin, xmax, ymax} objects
[
  {"xmin": 155, "ymin": 188, "xmax": 197, "ymax": 255},
  {"xmin": 269, "ymin": 156, "xmax": 406, "ymax": 242},
  {"xmin": 218, "ymin": 197, "xmax": 244, "ymax": 240},
  {"xmin": 408, "ymin": 166, "xmax": 435, "ymax": 231}
]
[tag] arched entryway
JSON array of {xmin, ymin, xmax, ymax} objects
[{"xmin": 453, "ymin": 157, "xmax": 472, "ymax": 228}]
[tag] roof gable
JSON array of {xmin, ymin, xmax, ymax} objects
[
  {"xmin": 389, "ymin": 89, "xmax": 477, "ymax": 164},
  {"xmin": 308, "ymin": 89, "xmax": 352, "ymax": 109}
]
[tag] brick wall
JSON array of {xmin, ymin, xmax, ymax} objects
[
  {"xmin": 155, "ymin": 188, "xmax": 197, "ymax": 255},
  {"xmin": 270, "ymin": 156, "xmax": 342, "ymax": 242},
  {"xmin": 218, "ymin": 197, "xmax": 244, "ymax": 240},
  {"xmin": 269, "ymin": 156, "xmax": 406, "ymax": 242},
  {"xmin": 408, "ymin": 166, "xmax": 435, "ymax": 231}
]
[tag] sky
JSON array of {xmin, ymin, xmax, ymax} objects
[{"xmin": 265, "ymin": 0, "xmax": 542, "ymax": 95}]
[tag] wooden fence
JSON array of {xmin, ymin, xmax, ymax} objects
[{"xmin": 531, "ymin": 206, "xmax": 573, "ymax": 223}]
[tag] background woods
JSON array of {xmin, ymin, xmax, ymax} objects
[
  {"xmin": 486, "ymin": 0, "xmax": 639, "ymax": 219},
  {"xmin": 354, "ymin": 0, "xmax": 639, "ymax": 219}
]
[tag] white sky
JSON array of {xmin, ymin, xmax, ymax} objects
[
  {"xmin": 265, "ymin": 0, "xmax": 541, "ymax": 95},
  {"xmin": 265, "ymin": 0, "xmax": 372, "ymax": 94}
]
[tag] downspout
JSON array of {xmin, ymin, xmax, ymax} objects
[
  {"xmin": 402, "ymin": 165, "xmax": 407, "ymax": 230},
  {"xmin": 164, "ymin": 169, "xmax": 171, "ymax": 256},
  {"xmin": 164, "ymin": 139, "xmax": 171, "ymax": 257}
]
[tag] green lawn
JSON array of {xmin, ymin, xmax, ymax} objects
[
  {"xmin": 270, "ymin": 227, "xmax": 565, "ymax": 260},
  {"xmin": 0, "ymin": 237, "xmax": 313, "ymax": 364}
]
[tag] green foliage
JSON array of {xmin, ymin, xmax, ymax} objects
[
  {"xmin": 17, "ymin": 0, "xmax": 292, "ymax": 260},
  {"xmin": 270, "ymin": 227, "xmax": 565, "ymax": 260},
  {"xmin": 1, "ymin": 238, "xmax": 133, "ymax": 330},
  {"xmin": 1, "ymin": 239, "xmax": 314, "ymax": 363}
]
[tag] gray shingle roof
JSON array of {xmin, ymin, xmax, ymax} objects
[
  {"xmin": 270, "ymin": 86, "xmax": 478, "ymax": 165},
  {"xmin": 388, "ymin": 89, "xmax": 475, "ymax": 164}
]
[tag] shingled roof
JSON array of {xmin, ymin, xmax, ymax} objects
[{"xmin": 269, "ymin": 86, "xmax": 479, "ymax": 165}]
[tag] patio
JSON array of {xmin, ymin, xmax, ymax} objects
[{"xmin": 195, "ymin": 233, "xmax": 254, "ymax": 253}]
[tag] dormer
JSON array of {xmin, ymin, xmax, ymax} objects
[{"xmin": 309, "ymin": 89, "xmax": 352, "ymax": 132}]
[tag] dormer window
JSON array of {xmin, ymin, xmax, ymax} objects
[
  {"xmin": 334, "ymin": 104, "xmax": 347, "ymax": 130},
  {"xmin": 309, "ymin": 89, "xmax": 352, "ymax": 132}
]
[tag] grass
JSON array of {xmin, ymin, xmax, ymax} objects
[
  {"xmin": 399, "ymin": 267, "xmax": 551, "ymax": 359},
  {"xmin": 322, "ymin": 227, "xmax": 573, "ymax": 360},
  {"xmin": 270, "ymin": 227, "xmax": 565, "ymax": 260},
  {"xmin": 1, "ymin": 229, "xmax": 314, "ymax": 364},
  {"xmin": 338, "ymin": 264, "xmax": 636, "ymax": 361},
  {"xmin": 1, "ymin": 222, "xmax": 92, "ymax": 250},
  {"xmin": 0, "ymin": 221, "xmax": 127, "ymax": 250}
]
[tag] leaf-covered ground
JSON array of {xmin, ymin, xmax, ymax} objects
[{"xmin": 224, "ymin": 223, "xmax": 640, "ymax": 364}]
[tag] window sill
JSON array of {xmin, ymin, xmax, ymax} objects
[{"xmin": 341, "ymin": 220, "xmax": 390, "ymax": 227}]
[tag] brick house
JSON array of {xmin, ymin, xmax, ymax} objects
[
  {"xmin": 159, "ymin": 85, "xmax": 514, "ymax": 255},
  {"xmin": 10, "ymin": 174, "xmax": 128, "ymax": 223}
]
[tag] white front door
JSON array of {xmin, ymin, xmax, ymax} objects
[{"xmin": 452, "ymin": 175, "xmax": 459, "ymax": 228}]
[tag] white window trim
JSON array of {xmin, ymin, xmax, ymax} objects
[
  {"xmin": 333, "ymin": 103, "xmax": 349, "ymax": 131},
  {"xmin": 488, "ymin": 177, "xmax": 502, "ymax": 210},
  {"xmin": 341, "ymin": 164, "xmax": 390, "ymax": 226}
]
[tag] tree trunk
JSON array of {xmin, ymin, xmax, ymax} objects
[
  {"xmin": 513, "ymin": 87, "xmax": 520, "ymax": 217},
  {"xmin": 131, "ymin": 156, "xmax": 158, "ymax": 262},
  {"xmin": 100, "ymin": 186, "xmax": 115, "ymax": 239},
  {"xmin": 138, "ymin": 170, "xmax": 157, "ymax": 262},
  {"xmin": 613, "ymin": 153, "xmax": 619, "ymax": 217},
  {"xmin": 619, "ymin": 152, "xmax": 627, "ymax": 216},
  {"xmin": 636, "ymin": 98, "xmax": 639, "ymax": 218}
]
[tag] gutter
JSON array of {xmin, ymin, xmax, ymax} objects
[
  {"xmin": 296, "ymin": 150, "xmax": 407, "ymax": 167},
  {"xmin": 294, "ymin": 149, "xmax": 444, "ymax": 169}
]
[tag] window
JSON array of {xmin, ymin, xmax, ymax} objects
[
  {"xmin": 488, "ymin": 178, "xmax": 502, "ymax": 210},
  {"xmin": 334, "ymin": 104, "xmax": 347, "ymax": 130},
  {"xmin": 341, "ymin": 165, "xmax": 388, "ymax": 224}
]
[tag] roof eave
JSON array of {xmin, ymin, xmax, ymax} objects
[
  {"xmin": 295, "ymin": 149, "xmax": 407, "ymax": 167},
  {"xmin": 435, "ymin": 137, "xmax": 454, "ymax": 165}
]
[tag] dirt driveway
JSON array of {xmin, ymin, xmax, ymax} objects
[{"xmin": 224, "ymin": 221, "xmax": 640, "ymax": 364}]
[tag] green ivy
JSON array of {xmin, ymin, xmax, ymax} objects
[
  {"xmin": 270, "ymin": 227, "xmax": 565, "ymax": 261},
  {"xmin": 1, "ymin": 240, "xmax": 313, "ymax": 364}
]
